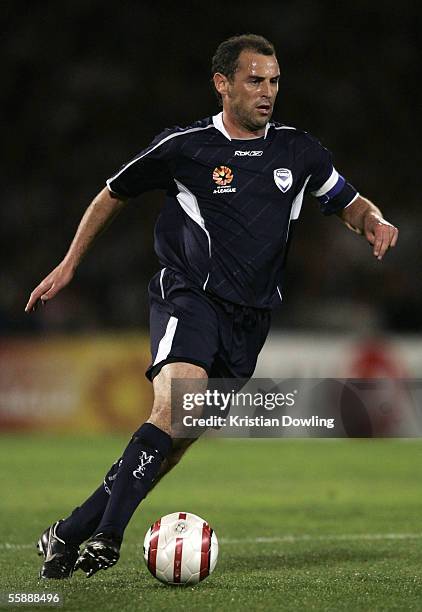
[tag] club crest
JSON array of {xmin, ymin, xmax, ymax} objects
[
  {"xmin": 133, "ymin": 450, "xmax": 155, "ymax": 479},
  {"xmin": 273, "ymin": 168, "xmax": 293, "ymax": 193}
]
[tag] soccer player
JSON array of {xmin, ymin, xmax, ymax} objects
[{"xmin": 25, "ymin": 34, "xmax": 398, "ymax": 579}]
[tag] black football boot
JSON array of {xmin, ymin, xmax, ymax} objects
[
  {"xmin": 74, "ymin": 532, "xmax": 121, "ymax": 578},
  {"xmin": 37, "ymin": 521, "xmax": 79, "ymax": 579}
]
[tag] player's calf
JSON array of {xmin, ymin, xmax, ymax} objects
[
  {"xmin": 153, "ymin": 437, "xmax": 196, "ymax": 487},
  {"xmin": 73, "ymin": 422, "xmax": 173, "ymax": 577},
  {"xmin": 91, "ymin": 422, "xmax": 173, "ymax": 542}
]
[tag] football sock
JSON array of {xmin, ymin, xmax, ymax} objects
[
  {"xmin": 56, "ymin": 457, "xmax": 123, "ymax": 545},
  {"xmin": 95, "ymin": 423, "xmax": 172, "ymax": 539}
]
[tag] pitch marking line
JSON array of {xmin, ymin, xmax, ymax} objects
[
  {"xmin": 2, "ymin": 533, "xmax": 422, "ymax": 551},
  {"xmin": 219, "ymin": 533, "xmax": 422, "ymax": 544}
]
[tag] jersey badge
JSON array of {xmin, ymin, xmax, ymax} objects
[
  {"xmin": 273, "ymin": 168, "xmax": 293, "ymax": 193},
  {"xmin": 213, "ymin": 166, "xmax": 236, "ymax": 194}
]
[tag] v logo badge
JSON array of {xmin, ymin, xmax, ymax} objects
[{"xmin": 273, "ymin": 168, "xmax": 293, "ymax": 193}]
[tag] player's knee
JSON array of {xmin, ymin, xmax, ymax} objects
[
  {"xmin": 150, "ymin": 362, "xmax": 208, "ymax": 433},
  {"xmin": 153, "ymin": 362, "xmax": 208, "ymax": 398}
]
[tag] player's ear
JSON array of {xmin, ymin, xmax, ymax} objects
[{"xmin": 213, "ymin": 73, "xmax": 230, "ymax": 98}]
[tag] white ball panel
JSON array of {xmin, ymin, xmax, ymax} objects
[
  {"xmin": 185, "ymin": 571, "xmax": 201, "ymax": 585},
  {"xmin": 143, "ymin": 528, "xmax": 151, "ymax": 563},
  {"xmin": 180, "ymin": 542, "xmax": 199, "ymax": 582},
  {"xmin": 155, "ymin": 568, "xmax": 168, "ymax": 584},
  {"xmin": 209, "ymin": 531, "xmax": 219, "ymax": 573}
]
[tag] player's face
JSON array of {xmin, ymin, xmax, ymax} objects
[{"xmin": 224, "ymin": 51, "xmax": 280, "ymax": 132}]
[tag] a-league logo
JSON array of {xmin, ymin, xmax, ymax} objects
[
  {"xmin": 212, "ymin": 165, "xmax": 237, "ymax": 194},
  {"xmin": 213, "ymin": 165, "xmax": 233, "ymax": 186},
  {"xmin": 273, "ymin": 168, "xmax": 293, "ymax": 193}
]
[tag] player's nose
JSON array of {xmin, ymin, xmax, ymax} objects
[{"xmin": 261, "ymin": 80, "xmax": 273, "ymax": 99}]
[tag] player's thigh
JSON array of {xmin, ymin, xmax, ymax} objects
[{"xmin": 148, "ymin": 361, "xmax": 208, "ymax": 434}]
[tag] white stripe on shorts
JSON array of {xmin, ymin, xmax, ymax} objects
[
  {"xmin": 153, "ymin": 316, "xmax": 178, "ymax": 366},
  {"xmin": 159, "ymin": 268, "xmax": 166, "ymax": 299}
]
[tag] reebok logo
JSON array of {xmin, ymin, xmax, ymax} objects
[{"xmin": 234, "ymin": 150, "xmax": 263, "ymax": 156}]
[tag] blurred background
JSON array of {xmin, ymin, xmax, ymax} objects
[{"xmin": 1, "ymin": 0, "xmax": 420, "ymax": 433}]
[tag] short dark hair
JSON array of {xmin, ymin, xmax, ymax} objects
[{"xmin": 211, "ymin": 34, "xmax": 276, "ymax": 104}]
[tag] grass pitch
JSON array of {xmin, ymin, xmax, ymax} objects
[{"xmin": 1, "ymin": 435, "xmax": 422, "ymax": 611}]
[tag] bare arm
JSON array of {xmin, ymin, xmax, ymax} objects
[
  {"xmin": 25, "ymin": 187, "xmax": 127, "ymax": 312},
  {"xmin": 337, "ymin": 195, "xmax": 399, "ymax": 260}
]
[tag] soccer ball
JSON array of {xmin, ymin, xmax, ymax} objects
[{"xmin": 143, "ymin": 512, "xmax": 218, "ymax": 585}]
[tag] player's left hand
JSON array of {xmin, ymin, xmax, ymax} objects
[{"xmin": 364, "ymin": 215, "xmax": 399, "ymax": 261}]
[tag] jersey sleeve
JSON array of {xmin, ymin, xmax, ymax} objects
[
  {"xmin": 305, "ymin": 139, "xmax": 359, "ymax": 215},
  {"xmin": 106, "ymin": 129, "xmax": 177, "ymax": 198}
]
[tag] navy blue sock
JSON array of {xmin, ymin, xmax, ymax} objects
[
  {"xmin": 56, "ymin": 457, "xmax": 123, "ymax": 545},
  {"xmin": 95, "ymin": 423, "xmax": 172, "ymax": 539}
]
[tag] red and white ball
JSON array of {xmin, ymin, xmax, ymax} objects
[{"xmin": 143, "ymin": 512, "xmax": 218, "ymax": 585}]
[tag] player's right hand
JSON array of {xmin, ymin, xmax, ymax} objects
[{"xmin": 25, "ymin": 262, "xmax": 75, "ymax": 313}]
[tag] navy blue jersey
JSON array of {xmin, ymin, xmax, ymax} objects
[{"xmin": 107, "ymin": 112, "xmax": 358, "ymax": 308}]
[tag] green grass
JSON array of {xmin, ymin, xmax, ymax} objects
[{"xmin": 1, "ymin": 435, "xmax": 422, "ymax": 611}]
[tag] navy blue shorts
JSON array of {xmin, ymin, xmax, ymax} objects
[{"xmin": 146, "ymin": 268, "xmax": 271, "ymax": 382}]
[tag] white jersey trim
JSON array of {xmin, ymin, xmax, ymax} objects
[
  {"xmin": 311, "ymin": 168, "xmax": 339, "ymax": 198},
  {"xmin": 273, "ymin": 125, "xmax": 296, "ymax": 130},
  {"xmin": 343, "ymin": 192, "xmax": 360, "ymax": 208},
  {"xmin": 106, "ymin": 124, "xmax": 215, "ymax": 188},
  {"xmin": 212, "ymin": 112, "xmax": 232, "ymax": 140},
  {"xmin": 174, "ymin": 180, "xmax": 211, "ymax": 256},
  {"xmin": 174, "ymin": 179, "xmax": 212, "ymax": 289},
  {"xmin": 153, "ymin": 315, "xmax": 178, "ymax": 366},
  {"xmin": 213, "ymin": 112, "xmax": 271, "ymax": 141},
  {"xmin": 290, "ymin": 175, "xmax": 311, "ymax": 221}
]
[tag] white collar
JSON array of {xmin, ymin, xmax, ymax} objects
[{"xmin": 212, "ymin": 111, "xmax": 271, "ymax": 141}]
